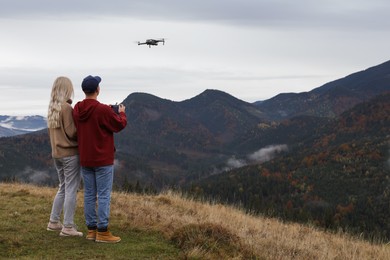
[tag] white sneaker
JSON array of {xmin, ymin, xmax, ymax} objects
[
  {"xmin": 47, "ymin": 221, "xmax": 63, "ymax": 231},
  {"xmin": 60, "ymin": 226, "xmax": 83, "ymax": 237}
]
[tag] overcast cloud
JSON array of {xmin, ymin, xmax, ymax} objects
[{"xmin": 0, "ymin": 0, "xmax": 389, "ymax": 115}]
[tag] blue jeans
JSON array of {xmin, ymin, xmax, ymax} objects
[
  {"xmin": 82, "ymin": 165, "xmax": 114, "ymax": 230},
  {"xmin": 50, "ymin": 155, "xmax": 81, "ymax": 227}
]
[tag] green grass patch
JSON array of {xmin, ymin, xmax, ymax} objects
[{"xmin": 0, "ymin": 187, "xmax": 181, "ymax": 259}]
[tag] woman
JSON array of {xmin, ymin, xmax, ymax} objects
[{"xmin": 46, "ymin": 76, "xmax": 83, "ymax": 237}]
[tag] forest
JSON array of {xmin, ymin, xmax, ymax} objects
[{"xmin": 188, "ymin": 94, "xmax": 390, "ymax": 241}]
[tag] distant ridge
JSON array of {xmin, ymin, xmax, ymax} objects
[
  {"xmin": 312, "ymin": 59, "xmax": 390, "ymax": 95},
  {"xmin": 255, "ymin": 59, "xmax": 390, "ymax": 120},
  {"xmin": 0, "ymin": 115, "xmax": 46, "ymax": 137},
  {"xmin": 0, "ymin": 125, "xmax": 29, "ymax": 137}
]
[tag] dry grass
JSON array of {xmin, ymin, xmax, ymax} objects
[
  {"xmin": 111, "ymin": 190, "xmax": 390, "ymax": 259},
  {"xmin": 2, "ymin": 183, "xmax": 389, "ymax": 259}
]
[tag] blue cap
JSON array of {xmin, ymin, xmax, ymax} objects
[{"xmin": 81, "ymin": 75, "xmax": 101, "ymax": 93}]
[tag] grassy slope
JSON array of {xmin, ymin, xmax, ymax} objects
[
  {"xmin": 0, "ymin": 183, "xmax": 179, "ymax": 260},
  {"xmin": 1, "ymin": 183, "xmax": 389, "ymax": 260}
]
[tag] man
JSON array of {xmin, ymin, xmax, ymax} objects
[{"xmin": 73, "ymin": 75, "xmax": 127, "ymax": 243}]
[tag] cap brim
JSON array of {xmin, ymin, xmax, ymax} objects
[{"xmin": 94, "ymin": 76, "xmax": 101, "ymax": 83}]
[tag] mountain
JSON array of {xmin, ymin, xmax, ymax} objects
[
  {"xmin": 189, "ymin": 93, "xmax": 390, "ymax": 240},
  {"xmin": 0, "ymin": 115, "xmax": 47, "ymax": 137},
  {"xmin": 255, "ymin": 60, "xmax": 390, "ymax": 120},
  {"xmin": 115, "ymin": 89, "xmax": 266, "ymax": 186},
  {"xmin": 121, "ymin": 89, "xmax": 264, "ymax": 148}
]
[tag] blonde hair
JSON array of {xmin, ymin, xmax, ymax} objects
[{"xmin": 47, "ymin": 76, "xmax": 74, "ymax": 128}]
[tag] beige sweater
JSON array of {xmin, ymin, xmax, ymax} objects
[{"xmin": 48, "ymin": 102, "xmax": 78, "ymax": 158}]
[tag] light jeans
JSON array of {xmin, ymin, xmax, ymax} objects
[
  {"xmin": 49, "ymin": 155, "xmax": 81, "ymax": 227},
  {"xmin": 81, "ymin": 165, "xmax": 114, "ymax": 230}
]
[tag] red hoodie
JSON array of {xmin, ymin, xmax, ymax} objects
[{"xmin": 73, "ymin": 99, "xmax": 127, "ymax": 167}]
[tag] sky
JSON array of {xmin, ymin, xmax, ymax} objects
[{"xmin": 0, "ymin": 0, "xmax": 389, "ymax": 116}]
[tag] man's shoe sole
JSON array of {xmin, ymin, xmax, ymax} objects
[{"xmin": 95, "ymin": 238, "xmax": 121, "ymax": 243}]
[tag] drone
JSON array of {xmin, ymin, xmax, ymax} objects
[{"xmin": 138, "ymin": 38, "xmax": 165, "ymax": 48}]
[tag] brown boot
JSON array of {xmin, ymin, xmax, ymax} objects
[
  {"xmin": 96, "ymin": 230, "xmax": 121, "ymax": 243},
  {"xmin": 86, "ymin": 229, "xmax": 97, "ymax": 241}
]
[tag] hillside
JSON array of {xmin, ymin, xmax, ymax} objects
[
  {"xmin": 255, "ymin": 60, "xmax": 390, "ymax": 120},
  {"xmin": 1, "ymin": 182, "xmax": 389, "ymax": 259},
  {"xmin": 190, "ymin": 93, "xmax": 390, "ymax": 240},
  {"xmin": 0, "ymin": 125, "xmax": 28, "ymax": 137},
  {"xmin": 0, "ymin": 129, "xmax": 55, "ymax": 184}
]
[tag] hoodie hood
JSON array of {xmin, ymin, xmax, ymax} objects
[{"xmin": 73, "ymin": 99, "xmax": 99, "ymax": 122}]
